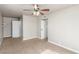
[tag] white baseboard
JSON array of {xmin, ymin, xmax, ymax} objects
[
  {"xmin": 37, "ymin": 36, "xmax": 41, "ymax": 39},
  {"xmin": 48, "ymin": 40, "xmax": 79, "ymax": 54},
  {"xmin": 3, "ymin": 35, "xmax": 11, "ymax": 38},
  {"xmin": 23, "ymin": 36, "xmax": 39, "ymax": 40}
]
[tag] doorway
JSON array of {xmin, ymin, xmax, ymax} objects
[{"xmin": 40, "ymin": 18, "xmax": 48, "ymax": 40}]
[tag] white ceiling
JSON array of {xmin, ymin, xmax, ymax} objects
[{"xmin": 0, "ymin": 4, "xmax": 75, "ymax": 17}]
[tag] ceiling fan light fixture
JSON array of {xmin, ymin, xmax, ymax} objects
[
  {"xmin": 36, "ymin": 11, "xmax": 40, "ymax": 16},
  {"xmin": 34, "ymin": 4, "xmax": 38, "ymax": 10},
  {"xmin": 33, "ymin": 11, "xmax": 40, "ymax": 16},
  {"xmin": 33, "ymin": 11, "xmax": 37, "ymax": 15}
]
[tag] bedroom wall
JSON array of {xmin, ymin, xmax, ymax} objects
[
  {"xmin": 48, "ymin": 5, "xmax": 79, "ymax": 53},
  {"xmin": 37, "ymin": 16, "xmax": 41, "ymax": 39},
  {"xmin": 23, "ymin": 15, "xmax": 38, "ymax": 40},
  {"xmin": 0, "ymin": 13, "xmax": 3, "ymax": 45}
]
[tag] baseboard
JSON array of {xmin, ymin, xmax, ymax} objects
[
  {"xmin": 41, "ymin": 37, "xmax": 48, "ymax": 40},
  {"xmin": 3, "ymin": 36, "xmax": 11, "ymax": 38},
  {"xmin": 12, "ymin": 37, "xmax": 21, "ymax": 38},
  {"xmin": 37, "ymin": 36, "xmax": 41, "ymax": 39},
  {"xmin": 48, "ymin": 40, "xmax": 79, "ymax": 54},
  {"xmin": 23, "ymin": 36, "xmax": 39, "ymax": 40}
]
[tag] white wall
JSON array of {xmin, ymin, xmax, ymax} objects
[
  {"xmin": 23, "ymin": 15, "xmax": 38, "ymax": 40},
  {"xmin": 3, "ymin": 17, "xmax": 18, "ymax": 37},
  {"xmin": 48, "ymin": 5, "xmax": 79, "ymax": 53},
  {"xmin": 37, "ymin": 17, "xmax": 41, "ymax": 39},
  {"xmin": 0, "ymin": 13, "xmax": 3, "ymax": 45}
]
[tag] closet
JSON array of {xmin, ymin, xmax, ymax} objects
[{"xmin": 3, "ymin": 17, "xmax": 22, "ymax": 38}]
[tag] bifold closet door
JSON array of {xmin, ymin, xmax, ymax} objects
[
  {"xmin": 3, "ymin": 17, "xmax": 12, "ymax": 37},
  {"xmin": 12, "ymin": 21, "xmax": 21, "ymax": 38}
]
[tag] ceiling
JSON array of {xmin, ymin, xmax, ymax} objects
[{"xmin": 0, "ymin": 4, "xmax": 75, "ymax": 17}]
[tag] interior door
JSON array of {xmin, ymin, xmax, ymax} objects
[
  {"xmin": 40, "ymin": 20, "xmax": 46, "ymax": 39},
  {"xmin": 40, "ymin": 19, "xmax": 48, "ymax": 39},
  {"xmin": 12, "ymin": 21, "xmax": 21, "ymax": 38}
]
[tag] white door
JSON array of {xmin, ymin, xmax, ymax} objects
[
  {"xmin": 12, "ymin": 21, "xmax": 21, "ymax": 38},
  {"xmin": 40, "ymin": 19, "xmax": 48, "ymax": 39},
  {"xmin": 40, "ymin": 20, "xmax": 47, "ymax": 39}
]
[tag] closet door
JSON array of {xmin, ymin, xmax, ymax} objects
[
  {"xmin": 3, "ymin": 17, "xmax": 11, "ymax": 37},
  {"xmin": 12, "ymin": 21, "xmax": 21, "ymax": 38}
]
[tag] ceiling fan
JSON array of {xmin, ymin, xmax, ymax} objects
[{"xmin": 23, "ymin": 4, "xmax": 50, "ymax": 16}]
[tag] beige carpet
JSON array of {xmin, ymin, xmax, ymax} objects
[
  {"xmin": 0, "ymin": 38, "xmax": 75, "ymax": 54},
  {"xmin": 41, "ymin": 49, "xmax": 59, "ymax": 54}
]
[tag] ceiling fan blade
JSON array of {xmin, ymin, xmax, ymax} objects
[
  {"xmin": 40, "ymin": 12, "xmax": 44, "ymax": 15},
  {"xmin": 41, "ymin": 9, "xmax": 49, "ymax": 11}
]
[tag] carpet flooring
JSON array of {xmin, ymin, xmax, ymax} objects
[{"xmin": 0, "ymin": 38, "xmax": 76, "ymax": 54}]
